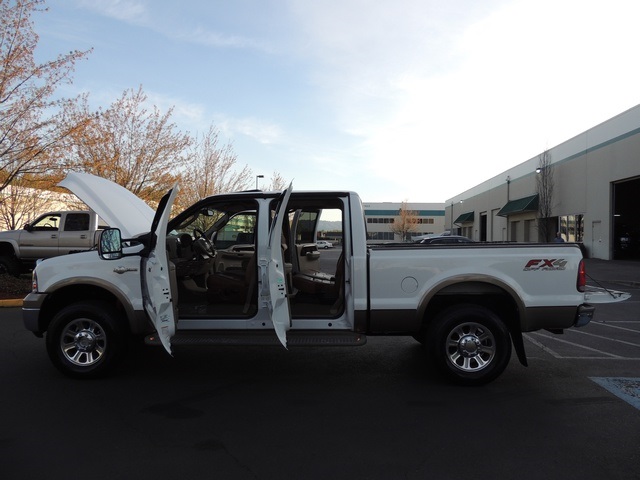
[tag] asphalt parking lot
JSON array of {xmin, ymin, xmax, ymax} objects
[{"xmin": 1, "ymin": 259, "xmax": 638, "ymax": 480}]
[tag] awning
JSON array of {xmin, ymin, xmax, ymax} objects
[
  {"xmin": 454, "ymin": 211, "xmax": 474, "ymax": 223},
  {"xmin": 497, "ymin": 194, "xmax": 539, "ymax": 217}
]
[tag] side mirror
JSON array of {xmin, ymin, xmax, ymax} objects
[
  {"xmin": 99, "ymin": 228, "xmax": 123, "ymax": 260},
  {"xmin": 23, "ymin": 223, "xmax": 32, "ymax": 232}
]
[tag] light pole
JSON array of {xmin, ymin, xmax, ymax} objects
[
  {"xmin": 506, "ymin": 176, "xmax": 511, "ymax": 240},
  {"xmin": 450, "ymin": 201, "xmax": 453, "ymax": 233},
  {"xmin": 256, "ymin": 175, "xmax": 264, "ymax": 190},
  {"xmin": 450, "ymin": 200, "xmax": 463, "ymax": 234}
]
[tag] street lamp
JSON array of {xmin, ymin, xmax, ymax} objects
[
  {"xmin": 256, "ymin": 175, "xmax": 264, "ymax": 189},
  {"xmin": 450, "ymin": 200, "xmax": 463, "ymax": 234}
]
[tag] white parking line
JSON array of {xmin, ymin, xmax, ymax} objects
[
  {"xmin": 569, "ymin": 328, "xmax": 640, "ymax": 348},
  {"xmin": 524, "ymin": 332, "xmax": 640, "ymax": 360},
  {"xmin": 588, "ymin": 321, "xmax": 640, "ymax": 334}
]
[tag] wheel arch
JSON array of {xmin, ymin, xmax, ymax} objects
[
  {"xmin": 418, "ymin": 276, "xmax": 528, "ymax": 366},
  {"xmin": 0, "ymin": 240, "xmax": 18, "ymax": 256},
  {"xmin": 38, "ymin": 280, "xmax": 147, "ymax": 336}
]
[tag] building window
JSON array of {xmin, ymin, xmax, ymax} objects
[
  {"xmin": 367, "ymin": 231, "xmax": 395, "ymax": 241},
  {"xmin": 558, "ymin": 214, "xmax": 584, "ymax": 242}
]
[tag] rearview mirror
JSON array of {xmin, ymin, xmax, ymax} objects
[{"xmin": 99, "ymin": 228, "xmax": 123, "ymax": 260}]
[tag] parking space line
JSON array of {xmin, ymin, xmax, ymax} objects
[
  {"xmin": 527, "ymin": 331, "xmax": 625, "ymax": 358},
  {"xmin": 569, "ymin": 328, "xmax": 640, "ymax": 348},
  {"xmin": 590, "ymin": 377, "xmax": 640, "ymax": 411},
  {"xmin": 589, "ymin": 321, "xmax": 640, "ymax": 333},
  {"xmin": 524, "ymin": 333, "xmax": 562, "ymax": 358}
]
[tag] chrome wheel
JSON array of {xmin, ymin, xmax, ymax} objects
[
  {"xmin": 60, "ymin": 318, "xmax": 107, "ymax": 367},
  {"xmin": 446, "ymin": 322, "xmax": 496, "ymax": 372},
  {"xmin": 47, "ymin": 301, "xmax": 126, "ymax": 378},
  {"xmin": 429, "ymin": 304, "xmax": 511, "ymax": 385}
]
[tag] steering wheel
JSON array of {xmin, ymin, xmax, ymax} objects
[{"xmin": 193, "ymin": 228, "xmax": 216, "ymax": 257}]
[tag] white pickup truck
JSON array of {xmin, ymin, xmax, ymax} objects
[
  {"xmin": 0, "ymin": 210, "xmax": 105, "ymax": 275},
  {"xmin": 22, "ymin": 173, "xmax": 625, "ymax": 385}
]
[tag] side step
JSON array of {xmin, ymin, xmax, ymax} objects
[{"xmin": 145, "ymin": 330, "xmax": 367, "ymax": 347}]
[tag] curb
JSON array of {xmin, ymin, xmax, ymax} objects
[{"xmin": 0, "ymin": 299, "xmax": 23, "ymax": 307}]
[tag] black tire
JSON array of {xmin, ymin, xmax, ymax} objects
[
  {"xmin": 0, "ymin": 255, "xmax": 21, "ymax": 277},
  {"xmin": 428, "ymin": 304, "xmax": 512, "ymax": 386},
  {"xmin": 46, "ymin": 301, "xmax": 127, "ymax": 379}
]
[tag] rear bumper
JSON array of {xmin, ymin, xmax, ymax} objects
[{"xmin": 574, "ymin": 303, "xmax": 595, "ymax": 327}]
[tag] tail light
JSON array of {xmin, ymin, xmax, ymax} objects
[{"xmin": 577, "ymin": 259, "xmax": 586, "ymax": 292}]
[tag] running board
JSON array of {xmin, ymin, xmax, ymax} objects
[{"xmin": 145, "ymin": 330, "xmax": 367, "ymax": 347}]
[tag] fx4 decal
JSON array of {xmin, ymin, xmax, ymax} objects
[{"xmin": 523, "ymin": 259, "xmax": 567, "ymax": 271}]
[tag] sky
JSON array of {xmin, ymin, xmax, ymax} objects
[{"xmin": 33, "ymin": 0, "xmax": 640, "ymax": 203}]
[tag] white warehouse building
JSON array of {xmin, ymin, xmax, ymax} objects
[
  {"xmin": 363, "ymin": 202, "xmax": 446, "ymax": 242},
  {"xmin": 445, "ymin": 104, "xmax": 640, "ymax": 260}
]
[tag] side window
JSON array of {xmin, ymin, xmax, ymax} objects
[
  {"xmin": 31, "ymin": 214, "xmax": 61, "ymax": 231},
  {"xmin": 215, "ymin": 213, "xmax": 256, "ymax": 250},
  {"xmin": 64, "ymin": 213, "xmax": 90, "ymax": 231},
  {"xmin": 295, "ymin": 211, "xmax": 319, "ymax": 243}
]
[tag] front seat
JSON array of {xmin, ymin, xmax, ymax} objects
[{"xmin": 206, "ymin": 254, "xmax": 257, "ymax": 312}]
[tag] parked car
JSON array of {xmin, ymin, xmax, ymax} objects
[
  {"xmin": 419, "ymin": 235, "xmax": 474, "ymax": 244},
  {"xmin": 316, "ymin": 240, "xmax": 333, "ymax": 249}
]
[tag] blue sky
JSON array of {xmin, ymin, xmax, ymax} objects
[{"xmin": 34, "ymin": 0, "xmax": 640, "ymax": 203}]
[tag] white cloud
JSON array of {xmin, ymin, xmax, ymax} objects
[
  {"xmin": 281, "ymin": 0, "xmax": 640, "ymax": 201},
  {"xmin": 76, "ymin": 0, "xmax": 148, "ymax": 23},
  {"xmin": 217, "ymin": 116, "xmax": 284, "ymax": 145}
]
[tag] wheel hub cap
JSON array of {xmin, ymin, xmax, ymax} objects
[
  {"xmin": 74, "ymin": 331, "xmax": 97, "ymax": 352},
  {"xmin": 446, "ymin": 322, "xmax": 496, "ymax": 372},
  {"xmin": 459, "ymin": 334, "xmax": 482, "ymax": 357},
  {"xmin": 60, "ymin": 318, "xmax": 107, "ymax": 367}
]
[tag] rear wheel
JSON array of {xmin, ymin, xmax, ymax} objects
[
  {"xmin": 46, "ymin": 301, "xmax": 127, "ymax": 378},
  {"xmin": 428, "ymin": 304, "xmax": 511, "ymax": 386}
]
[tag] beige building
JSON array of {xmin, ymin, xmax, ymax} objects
[
  {"xmin": 445, "ymin": 104, "xmax": 640, "ymax": 260},
  {"xmin": 363, "ymin": 202, "xmax": 446, "ymax": 242}
]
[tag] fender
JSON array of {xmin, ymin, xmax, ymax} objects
[{"xmin": 417, "ymin": 274, "xmax": 528, "ymax": 366}]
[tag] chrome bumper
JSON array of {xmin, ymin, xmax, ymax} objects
[
  {"xmin": 574, "ymin": 303, "xmax": 595, "ymax": 328},
  {"xmin": 22, "ymin": 292, "xmax": 47, "ymax": 335}
]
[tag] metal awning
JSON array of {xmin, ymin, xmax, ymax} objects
[
  {"xmin": 454, "ymin": 211, "xmax": 474, "ymax": 223},
  {"xmin": 497, "ymin": 194, "xmax": 539, "ymax": 217}
]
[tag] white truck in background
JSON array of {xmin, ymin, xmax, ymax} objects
[
  {"xmin": 22, "ymin": 173, "xmax": 628, "ymax": 385},
  {"xmin": 0, "ymin": 210, "xmax": 105, "ymax": 276}
]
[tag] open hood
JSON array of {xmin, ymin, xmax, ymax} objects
[{"xmin": 58, "ymin": 172, "xmax": 155, "ymax": 238}]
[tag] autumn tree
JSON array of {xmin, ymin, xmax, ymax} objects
[
  {"xmin": 390, "ymin": 201, "xmax": 419, "ymax": 241},
  {"xmin": 536, "ymin": 149, "xmax": 555, "ymax": 242},
  {"xmin": 0, "ymin": 0, "xmax": 91, "ymax": 193},
  {"xmin": 62, "ymin": 86, "xmax": 191, "ymax": 204}
]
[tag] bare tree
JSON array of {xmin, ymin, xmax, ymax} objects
[
  {"xmin": 0, "ymin": 0, "xmax": 92, "ymax": 193},
  {"xmin": 0, "ymin": 180, "xmax": 46, "ymax": 230},
  {"xmin": 390, "ymin": 201, "xmax": 419, "ymax": 241},
  {"xmin": 536, "ymin": 149, "xmax": 555, "ymax": 242},
  {"xmin": 176, "ymin": 125, "xmax": 252, "ymax": 209},
  {"xmin": 266, "ymin": 171, "xmax": 287, "ymax": 191}
]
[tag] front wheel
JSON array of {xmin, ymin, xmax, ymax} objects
[
  {"xmin": 46, "ymin": 301, "xmax": 127, "ymax": 378},
  {"xmin": 428, "ymin": 305, "xmax": 512, "ymax": 386}
]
